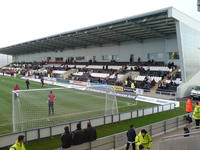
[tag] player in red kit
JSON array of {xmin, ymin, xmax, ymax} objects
[
  {"xmin": 13, "ymin": 84, "xmax": 20, "ymax": 99},
  {"xmin": 14, "ymin": 84, "xmax": 20, "ymax": 91},
  {"xmin": 48, "ymin": 91, "xmax": 55, "ymax": 116}
]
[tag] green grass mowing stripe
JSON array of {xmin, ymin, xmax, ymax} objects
[
  {"xmin": 0, "ymin": 102, "xmax": 186, "ymax": 150},
  {"xmin": 15, "ymin": 87, "xmax": 155, "ymax": 131},
  {"xmin": 0, "ymin": 75, "xmax": 155, "ymax": 134},
  {"xmin": 0, "ymin": 76, "xmax": 155, "ymax": 134}
]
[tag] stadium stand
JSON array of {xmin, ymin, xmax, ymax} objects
[
  {"xmin": 0, "ymin": 7, "xmax": 200, "ymax": 150},
  {"xmin": 1, "ymin": 60, "xmax": 181, "ymax": 95}
]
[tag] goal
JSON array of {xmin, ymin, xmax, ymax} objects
[{"xmin": 12, "ymin": 85, "xmax": 118, "ymax": 132}]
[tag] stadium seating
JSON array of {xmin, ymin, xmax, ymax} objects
[{"xmin": 1, "ymin": 60, "xmax": 181, "ymax": 94}]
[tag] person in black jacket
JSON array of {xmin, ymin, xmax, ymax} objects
[
  {"xmin": 72, "ymin": 123, "xmax": 85, "ymax": 145},
  {"xmin": 184, "ymin": 127, "xmax": 190, "ymax": 137},
  {"xmin": 126, "ymin": 124, "xmax": 136, "ymax": 150},
  {"xmin": 85, "ymin": 121, "xmax": 97, "ymax": 142},
  {"xmin": 61, "ymin": 126, "xmax": 72, "ymax": 148},
  {"xmin": 25, "ymin": 79, "xmax": 30, "ymax": 89},
  {"xmin": 41, "ymin": 77, "xmax": 44, "ymax": 88}
]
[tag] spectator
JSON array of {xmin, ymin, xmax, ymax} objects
[
  {"xmin": 146, "ymin": 67, "xmax": 150, "ymax": 75},
  {"xmin": 130, "ymin": 67, "xmax": 133, "ymax": 71},
  {"xmin": 106, "ymin": 65, "xmax": 108, "ymax": 70},
  {"xmin": 89, "ymin": 59, "xmax": 92, "ymax": 65},
  {"xmin": 135, "ymin": 129, "xmax": 152, "ymax": 150},
  {"xmin": 151, "ymin": 79, "xmax": 156, "ymax": 87},
  {"xmin": 125, "ymin": 80, "xmax": 128, "ymax": 87},
  {"xmin": 72, "ymin": 123, "xmax": 85, "ymax": 145},
  {"xmin": 9, "ymin": 135, "xmax": 26, "ymax": 150},
  {"xmin": 85, "ymin": 121, "xmax": 97, "ymax": 142},
  {"xmin": 61, "ymin": 126, "xmax": 72, "ymax": 148},
  {"xmin": 131, "ymin": 81, "xmax": 135, "ymax": 89},
  {"xmin": 126, "ymin": 124, "xmax": 136, "ymax": 150},
  {"xmin": 183, "ymin": 127, "xmax": 190, "ymax": 137}
]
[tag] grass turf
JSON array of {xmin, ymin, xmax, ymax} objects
[
  {"xmin": 0, "ymin": 75, "xmax": 155, "ymax": 134},
  {"xmin": 0, "ymin": 75, "xmax": 186, "ymax": 150},
  {"xmin": 0, "ymin": 76, "xmax": 57, "ymax": 134},
  {"xmin": 0, "ymin": 102, "xmax": 186, "ymax": 150}
]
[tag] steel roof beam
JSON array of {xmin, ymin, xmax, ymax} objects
[
  {"xmin": 71, "ymin": 33, "xmax": 104, "ymax": 47},
  {"xmin": 81, "ymin": 32, "xmax": 120, "ymax": 45},
  {"xmin": 60, "ymin": 36, "xmax": 89, "ymax": 48},
  {"xmin": 45, "ymin": 38, "xmax": 75, "ymax": 50},
  {"xmin": 132, "ymin": 21, "xmax": 167, "ymax": 39},
  {"xmin": 96, "ymin": 27, "xmax": 143, "ymax": 43},
  {"xmin": 110, "ymin": 29, "xmax": 143, "ymax": 43}
]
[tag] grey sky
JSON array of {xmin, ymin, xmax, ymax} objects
[{"xmin": 0, "ymin": 0, "xmax": 199, "ymax": 49}]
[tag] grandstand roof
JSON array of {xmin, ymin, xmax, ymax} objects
[{"xmin": 0, "ymin": 7, "xmax": 177, "ymax": 55}]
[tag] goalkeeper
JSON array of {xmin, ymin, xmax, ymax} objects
[{"xmin": 48, "ymin": 91, "xmax": 55, "ymax": 116}]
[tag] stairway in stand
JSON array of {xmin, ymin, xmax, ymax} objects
[{"xmin": 150, "ymin": 67, "xmax": 180, "ymax": 93}]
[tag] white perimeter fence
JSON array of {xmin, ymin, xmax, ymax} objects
[{"xmin": 0, "ymin": 104, "xmax": 175, "ymax": 148}]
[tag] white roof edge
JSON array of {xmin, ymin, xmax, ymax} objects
[{"xmin": 168, "ymin": 7, "xmax": 200, "ymax": 31}]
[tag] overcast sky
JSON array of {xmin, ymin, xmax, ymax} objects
[{"xmin": 0, "ymin": 0, "xmax": 199, "ymax": 49}]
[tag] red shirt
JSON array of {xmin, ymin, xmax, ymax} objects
[
  {"xmin": 14, "ymin": 86, "xmax": 20, "ymax": 91},
  {"xmin": 49, "ymin": 94, "xmax": 55, "ymax": 102}
]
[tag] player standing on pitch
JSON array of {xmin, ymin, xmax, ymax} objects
[{"xmin": 48, "ymin": 91, "xmax": 55, "ymax": 116}]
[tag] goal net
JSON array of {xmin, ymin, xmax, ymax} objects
[{"xmin": 12, "ymin": 85, "xmax": 118, "ymax": 132}]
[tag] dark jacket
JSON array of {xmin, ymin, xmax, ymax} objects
[
  {"xmin": 127, "ymin": 129, "xmax": 136, "ymax": 142},
  {"xmin": 61, "ymin": 131, "xmax": 72, "ymax": 148},
  {"xmin": 26, "ymin": 80, "xmax": 30, "ymax": 85},
  {"xmin": 72, "ymin": 129, "xmax": 85, "ymax": 145},
  {"xmin": 85, "ymin": 126, "xmax": 97, "ymax": 142},
  {"xmin": 184, "ymin": 129, "xmax": 190, "ymax": 137}
]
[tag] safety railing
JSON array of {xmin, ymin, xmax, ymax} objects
[
  {"xmin": 162, "ymin": 130, "xmax": 200, "ymax": 140},
  {"xmin": 56, "ymin": 113, "xmax": 188, "ymax": 150},
  {"xmin": 0, "ymin": 103, "xmax": 175, "ymax": 148},
  {"xmin": 162, "ymin": 126, "xmax": 200, "ymax": 141}
]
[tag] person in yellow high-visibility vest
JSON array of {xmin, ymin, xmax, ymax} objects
[
  {"xmin": 135, "ymin": 129, "xmax": 152, "ymax": 150},
  {"xmin": 125, "ymin": 80, "xmax": 128, "ymax": 87},
  {"xmin": 48, "ymin": 74, "xmax": 51, "ymax": 78},
  {"xmin": 131, "ymin": 82, "xmax": 135, "ymax": 89},
  {"xmin": 192, "ymin": 102, "xmax": 200, "ymax": 127},
  {"xmin": 9, "ymin": 135, "xmax": 26, "ymax": 150}
]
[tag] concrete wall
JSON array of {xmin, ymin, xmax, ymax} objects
[
  {"xmin": 14, "ymin": 36, "xmax": 179, "ymax": 65},
  {"xmin": 173, "ymin": 8, "xmax": 200, "ymax": 97},
  {"xmin": 0, "ymin": 54, "xmax": 12, "ymax": 67},
  {"xmin": 177, "ymin": 71, "xmax": 200, "ymax": 98},
  {"xmin": 176, "ymin": 22, "xmax": 200, "ymax": 83}
]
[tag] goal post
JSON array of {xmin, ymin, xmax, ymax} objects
[
  {"xmin": 12, "ymin": 92, "xmax": 16, "ymax": 132},
  {"xmin": 86, "ymin": 85, "xmax": 119, "ymax": 116},
  {"xmin": 12, "ymin": 85, "xmax": 119, "ymax": 132}
]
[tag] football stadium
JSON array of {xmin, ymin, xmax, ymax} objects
[{"xmin": 0, "ymin": 2, "xmax": 200, "ymax": 150}]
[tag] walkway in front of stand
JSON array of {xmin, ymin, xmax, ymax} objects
[{"xmin": 117, "ymin": 127, "xmax": 190, "ymax": 150}]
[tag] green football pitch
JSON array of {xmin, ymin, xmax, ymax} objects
[{"xmin": 0, "ymin": 75, "xmax": 155, "ymax": 135}]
